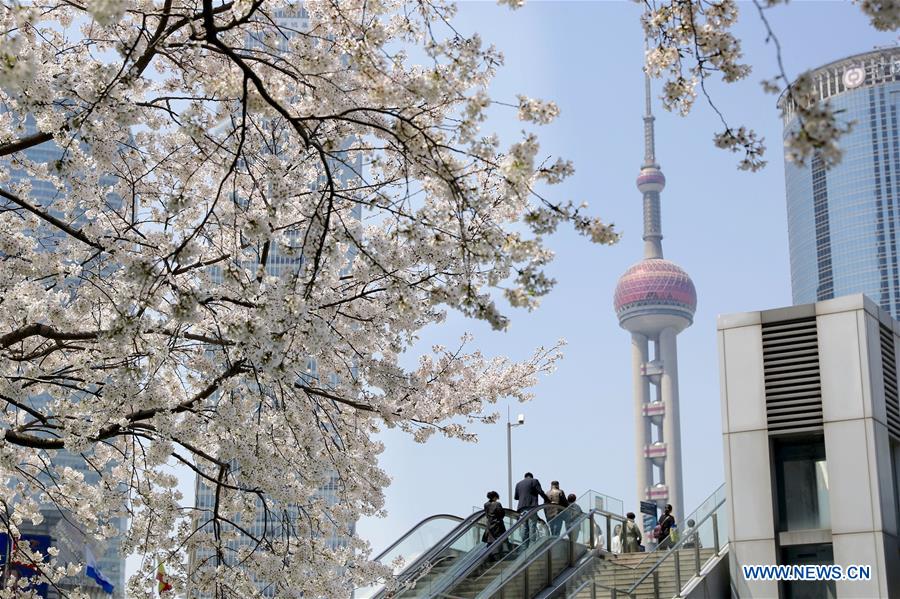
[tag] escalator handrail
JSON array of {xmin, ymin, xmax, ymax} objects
[
  {"xmin": 398, "ymin": 505, "xmax": 551, "ymax": 598},
  {"xmin": 372, "ymin": 511, "xmax": 483, "ymax": 598},
  {"xmin": 442, "ymin": 493, "xmax": 627, "ymax": 596},
  {"xmin": 372, "ymin": 513, "xmax": 466, "ymax": 563},
  {"xmin": 541, "ymin": 553, "xmax": 631, "ymax": 599},
  {"xmin": 530, "ymin": 547, "xmax": 630, "ymax": 599},
  {"xmin": 375, "ymin": 507, "xmax": 521, "ymax": 599},
  {"xmin": 528, "ymin": 494, "xmax": 728, "ymax": 599},
  {"xmin": 530, "ymin": 487, "xmax": 730, "ymax": 599}
]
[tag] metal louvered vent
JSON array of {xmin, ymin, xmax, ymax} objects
[
  {"xmin": 881, "ymin": 324, "xmax": 900, "ymax": 440},
  {"xmin": 762, "ymin": 318, "xmax": 823, "ymax": 435}
]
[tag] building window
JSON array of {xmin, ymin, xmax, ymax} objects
[{"xmin": 774, "ymin": 436, "xmax": 830, "ymax": 531}]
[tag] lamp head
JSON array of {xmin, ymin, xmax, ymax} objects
[{"xmin": 517, "ymin": 413, "xmax": 525, "ymax": 425}]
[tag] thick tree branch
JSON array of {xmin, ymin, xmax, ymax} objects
[{"xmin": 2, "ymin": 360, "xmax": 246, "ymax": 449}]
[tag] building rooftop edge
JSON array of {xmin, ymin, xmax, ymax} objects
[
  {"xmin": 796, "ymin": 46, "xmax": 899, "ymax": 83},
  {"xmin": 777, "ymin": 45, "xmax": 900, "ymax": 109},
  {"xmin": 716, "ymin": 293, "xmax": 898, "ymax": 332}
]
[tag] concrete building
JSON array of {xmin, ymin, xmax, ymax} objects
[
  {"xmin": 719, "ymin": 294, "xmax": 900, "ymax": 598},
  {"xmin": 783, "ymin": 47, "xmax": 900, "ymax": 319},
  {"xmin": 613, "ymin": 75, "xmax": 697, "ymax": 521}
]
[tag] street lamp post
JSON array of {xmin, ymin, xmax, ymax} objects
[{"xmin": 506, "ymin": 409, "xmax": 525, "ymax": 508}]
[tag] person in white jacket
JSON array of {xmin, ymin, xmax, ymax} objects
[{"xmin": 610, "ymin": 524, "xmax": 623, "ymax": 553}]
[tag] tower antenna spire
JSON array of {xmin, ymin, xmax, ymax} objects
[
  {"xmin": 643, "ymin": 70, "xmax": 656, "ymax": 167},
  {"xmin": 636, "ymin": 49, "xmax": 665, "ymax": 260}
]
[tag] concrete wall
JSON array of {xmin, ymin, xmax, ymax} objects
[
  {"xmin": 718, "ymin": 294, "xmax": 900, "ymax": 598},
  {"xmin": 718, "ymin": 310, "xmax": 778, "ymax": 598},
  {"xmin": 683, "ymin": 549, "xmax": 730, "ymax": 599}
]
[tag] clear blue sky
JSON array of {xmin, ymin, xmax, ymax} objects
[{"xmin": 356, "ymin": 0, "xmax": 897, "ymax": 555}]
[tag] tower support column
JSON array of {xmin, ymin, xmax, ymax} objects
[
  {"xmin": 659, "ymin": 327, "xmax": 684, "ymax": 520},
  {"xmin": 632, "ymin": 333, "xmax": 651, "ymax": 507}
]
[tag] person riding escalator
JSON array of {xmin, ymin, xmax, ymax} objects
[{"xmin": 482, "ymin": 490, "xmax": 509, "ymax": 562}]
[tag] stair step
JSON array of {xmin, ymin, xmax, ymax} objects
[{"xmin": 575, "ymin": 548, "xmax": 718, "ymax": 599}]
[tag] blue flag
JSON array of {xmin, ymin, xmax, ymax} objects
[{"xmin": 84, "ymin": 545, "xmax": 114, "ymax": 594}]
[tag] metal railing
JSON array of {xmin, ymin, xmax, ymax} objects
[
  {"xmin": 455, "ymin": 506, "xmax": 628, "ymax": 599},
  {"xmin": 466, "ymin": 506, "xmax": 601, "ymax": 599},
  {"xmin": 393, "ymin": 506, "xmax": 549, "ymax": 598},
  {"xmin": 622, "ymin": 489, "xmax": 727, "ymax": 599},
  {"xmin": 536, "ymin": 484, "xmax": 728, "ymax": 599},
  {"xmin": 618, "ymin": 483, "xmax": 727, "ymax": 570},
  {"xmin": 358, "ymin": 488, "xmax": 626, "ymax": 599}
]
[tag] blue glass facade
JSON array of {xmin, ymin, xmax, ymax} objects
[{"xmin": 785, "ymin": 48, "xmax": 900, "ymax": 318}]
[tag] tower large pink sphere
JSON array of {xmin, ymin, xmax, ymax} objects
[{"xmin": 614, "ymin": 258, "xmax": 697, "ymax": 333}]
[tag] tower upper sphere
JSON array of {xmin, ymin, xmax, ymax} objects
[{"xmin": 636, "ymin": 166, "xmax": 666, "ymax": 194}]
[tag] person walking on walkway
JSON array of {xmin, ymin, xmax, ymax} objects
[
  {"xmin": 611, "ymin": 524, "xmax": 622, "ymax": 553},
  {"xmin": 514, "ymin": 472, "xmax": 549, "ymax": 546},
  {"xmin": 545, "ymin": 481, "xmax": 569, "ymax": 535},
  {"xmin": 619, "ymin": 512, "xmax": 643, "ymax": 553},
  {"xmin": 563, "ymin": 493, "xmax": 584, "ymax": 543},
  {"xmin": 514, "ymin": 472, "xmax": 548, "ymax": 511},
  {"xmin": 657, "ymin": 504, "xmax": 676, "ymax": 550}
]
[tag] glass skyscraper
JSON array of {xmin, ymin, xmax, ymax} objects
[{"xmin": 784, "ymin": 47, "xmax": 900, "ymax": 318}]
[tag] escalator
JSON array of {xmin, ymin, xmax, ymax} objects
[
  {"xmin": 355, "ymin": 507, "xmax": 522, "ymax": 598},
  {"xmin": 358, "ymin": 490, "xmax": 626, "ymax": 599},
  {"xmin": 435, "ymin": 501, "xmax": 614, "ymax": 599},
  {"xmin": 393, "ymin": 504, "xmax": 555, "ymax": 598},
  {"xmin": 354, "ymin": 513, "xmax": 465, "ymax": 598},
  {"xmin": 362, "ymin": 485, "xmax": 729, "ymax": 599}
]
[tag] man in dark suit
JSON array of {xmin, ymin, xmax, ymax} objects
[
  {"xmin": 514, "ymin": 472, "xmax": 549, "ymax": 546},
  {"xmin": 514, "ymin": 472, "xmax": 548, "ymax": 510}
]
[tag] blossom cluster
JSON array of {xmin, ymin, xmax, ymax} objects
[{"xmin": 778, "ymin": 72, "xmax": 853, "ymax": 168}]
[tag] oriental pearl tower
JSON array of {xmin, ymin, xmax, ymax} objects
[{"xmin": 613, "ymin": 74, "xmax": 697, "ymax": 522}]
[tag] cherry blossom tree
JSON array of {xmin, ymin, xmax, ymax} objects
[
  {"xmin": 0, "ymin": 0, "xmax": 893, "ymax": 597},
  {"xmin": 0, "ymin": 1, "xmax": 610, "ymax": 597}
]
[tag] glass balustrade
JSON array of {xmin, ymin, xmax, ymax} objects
[
  {"xmin": 455, "ymin": 504, "xmax": 592, "ymax": 599},
  {"xmin": 357, "ymin": 488, "xmax": 626, "ymax": 599},
  {"xmin": 391, "ymin": 510, "xmax": 521, "ymax": 598},
  {"xmin": 354, "ymin": 514, "xmax": 468, "ymax": 599},
  {"xmin": 617, "ymin": 485, "xmax": 728, "ymax": 599},
  {"xmin": 528, "ymin": 483, "xmax": 730, "ymax": 599}
]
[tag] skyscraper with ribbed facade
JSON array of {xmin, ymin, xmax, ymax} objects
[{"xmin": 783, "ymin": 47, "xmax": 900, "ymax": 319}]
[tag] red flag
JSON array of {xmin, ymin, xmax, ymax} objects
[
  {"xmin": 11, "ymin": 539, "xmax": 38, "ymax": 571},
  {"xmin": 156, "ymin": 563, "xmax": 173, "ymax": 595}
]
